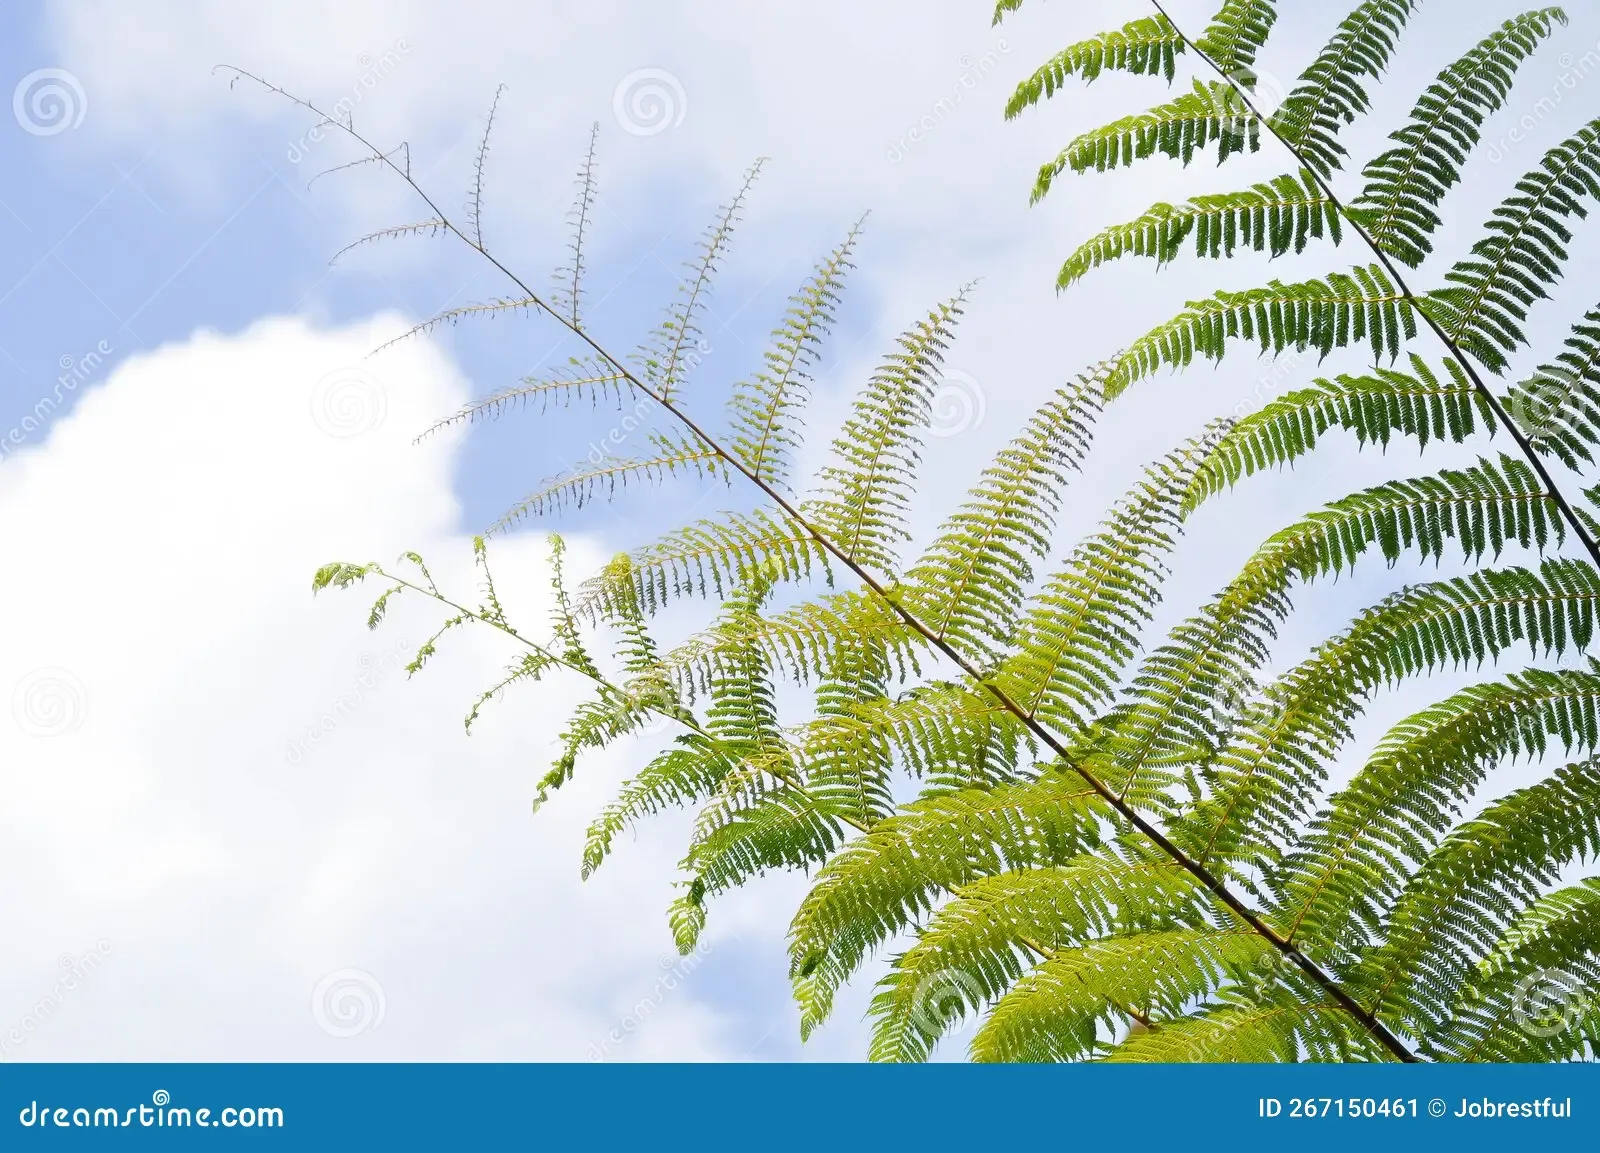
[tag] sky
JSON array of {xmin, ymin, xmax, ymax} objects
[{"xmin": 1, "ymin": 0, "xmax": 1599, "ymax": 1062}]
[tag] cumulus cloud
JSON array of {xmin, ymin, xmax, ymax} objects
[{"xmin": 0, "ymin": 315, "xmax": 760, "ymax": 1060}]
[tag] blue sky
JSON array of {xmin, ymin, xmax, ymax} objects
[{"xmin": 3, "ymin": 0, "xmax": 1600, "ymax": 1063}]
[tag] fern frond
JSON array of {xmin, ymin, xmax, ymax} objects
[
  {"xmin": 1424, "ymin": 118, "xmax": 1600, "ymax": 373},
  {"xmin": 329, "ymin": 218, "xmax": 448, "ymax": 265},
  {"xmin": 1107, "ymin": 265, "xmax": 1416, "ymax": 398},
  {"xmin": 552, "ymin": 122, "xmax": 600, "ymax": 327},
  {"xmin": 805, "ymin": 292, "xmax": 969, "ymax": 574},
  {"xmin": 1351, "ymin": 9, "xmax": 1568, "ymax": 267},
  {"xmin": 1005, "ymin": 15, "xmax": 1184, "ymax": 117},
  {"xmin": 1195, "ymin": 0, "xmax": 1278, "ymax": 81},
  {"xmin": 971, "ymin": 929, "xmax": 1270, "ymax": 1064},
  {"xmin": 1185, "ymin": 559, "xmax": 1600, "ymax": 874},
  {"xmin": 1504, "ymin": 305, "xmax": 1600, "ymax": 470},
  {"xmin": 991, "ymin": 430, "xmax": 1219, "ymax": 745},
  {"xmin": 1183, "ymin": 356, "xmax": 1492, "ymax": 514},
  {"xmin": 1274, "ymin": 0, "xmax": 1421, "ymax": 178},
  {"xmin": 1033, "ymin": 80, "xmax": 1261, "ymax": 200},
  {"xmin": 1057, "ymin": 171, "xmax": 1341, "ymax": 292},
  {"xmin": 641, "ymin": 159, "xmax": 765, "ymax": 402},
  {"xmin": 1281, "ymin": 667, "xmax": 1600, "ymax": 954},
  {"xmin": 418, "ymin": 359, "xmax": 632, "ymax": 443},
  {"xmin": 490, "ymin": 433, "xmax": 723, "ymax": 528},
  {"xmin": 727, "ymin": 225, "xmax": 860, "ymax": 490},
  {"xmin": 788, "ymin": 775, "xmax": 1108, "ymax": 1038},
  {"xmin": 899, "ymin": 369, "xmax": 1105, "ymax": 659},
  {"xmin": 1362, "ymin": 758, "xmax": 1600, "ymax": 1040},
  {"xmin": 1106, "ymin": 995, "xmax": 1385, "ymax": 1062}
]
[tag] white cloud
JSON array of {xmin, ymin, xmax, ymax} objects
[{"xmin": 0, "ymin": 315, "xmax": 766, "ymax": 1060}]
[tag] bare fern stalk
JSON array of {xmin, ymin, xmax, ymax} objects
[{"xmin": 241, "ymin": 0, "xmax": 1600, "ymax": 1064}]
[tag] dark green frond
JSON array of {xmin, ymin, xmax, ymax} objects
[
  {"xmin": 1107, "ymin": 265, "xmax": 1417, "ymax": 399},
  {"xmin": 1057, "ymin": 171, "xmax": 1341, "ymax": 292},
  {"xmin": 1275, "ymin": 0, "xmax": 1421, "ymax": 178},
  {"xmin": 1033, "ymin": 80, "xmax": 1262, "ymax": 200},
  {"xmin": 1351, "ymin": 9, "xmax": 1568, "ymax": 267},
  {"xmin": 1183, "ymin": 357, "xmax": 1492, "ymax": 514},
  {"xmin": 1423, "ymin": 118, "xmax": 1600, "ymax": 373},
  {"xmin": 1005, "ymin": 15, "xmax": 1184, "ymax": 117}
]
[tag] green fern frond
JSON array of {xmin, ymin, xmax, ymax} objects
[
  {"xmin": 1183, "ymin": 357, "xmax": 1492, "ymax": 514},
  {"xmin": 805, "ymin": 292, "xmax": 969, "ymax": 574},
  {"xmin": 420, "ymin": 359, "xmax": 632, "ymax": 442},
  {"xmin": 1107, "ymin": 265, "xmax": 1417, "ymax": 399},
  {"xmin": 1195, "ymin": 0, "xmax": 1278, "ymax": 81},
  {"xmin": 1057, "ymin": 171, "xmax": 1341, "ymax": 292},
  {"xmin": 1351, "ymin": 9, "xmax": 1568, "ymax": 267},
  {"xmin": 728, "ymin": 225, "xmax": 860, "ymax": 491},
  {"xmin": 1504, "ymin": 305, "xmax": 1600, "ymax": 469},
  {"xmin": 1362, "ymin": 758, "xmax": 1600, "ymax": 1040},
  {"xmin": 971, "ymin": 929, "xmax": 1270, "ymax": 1064},
  {"xmin": 1005, "ymin": 15, "xmax": 1184, "ymax": 117},
  {"xmin": 1274, "ymin": 0, "xmax": 1421, "ymax": 178},
  {"xmin": 1281, "ymin": 667, "xmax": 1600, "ymax": 954},
  {"xmin": 490, "ymin": 433, "xmax": 724, "ymax": 529},
  {"xmin": 1033, "ymin": 80, "xmax": 1262, "ymax": 201},
  {"xmin": 788, "ymin": 775, "xmax": 1108, "ymax": 1038},
  {"xmin": 899, "ymin": 369, "xmax": 1105, "ymax": 659},
  {"xmin": 641, "ymin": 159, "xmax": 765, "ymax": 401},
  {"xmin": 1106, "ymin": 995, "xmax": 1384, "ymax": 1062},
  {"xmin": 573, "ymin": 508, "xmax": 830, "ymax": 623},
  {"xmin": 1424, "ymin": 118, "xmax": 1600, "ymax": 373}
]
